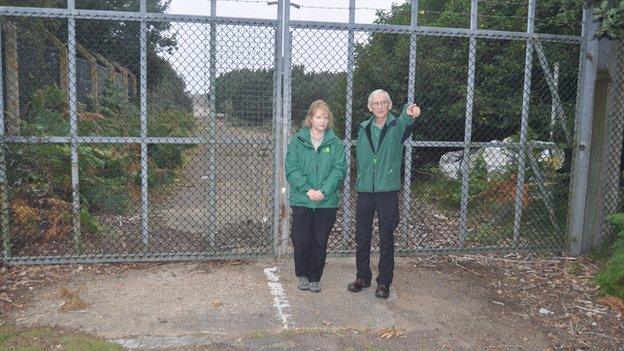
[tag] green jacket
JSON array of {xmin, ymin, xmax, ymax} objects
[
  {"xmin": 356, "ymin": 104, "xmax": 415, "ymax": 193},
  {"xmin": 286, "ymin": 128, "xmax": 347, "ymax": 208}
]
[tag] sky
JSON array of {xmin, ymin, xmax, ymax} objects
[{"xmin": 162, "ymin": 0, "xmax": 408, "ymax": 94}]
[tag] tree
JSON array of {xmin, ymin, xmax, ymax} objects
[
  {"xmin": 593, "ymin": 0, "xmax": 624, "ymax": 39},
  {"xmin": 0, "ymin": 0, "xmax": 191, "ymax": 115},
  {"xmin": 330, "ymin": 0, "xmax": 583, "ymax": 145},
  {"xmin": 214, "ymin": 66, "xmax": 343, "ymax": 127}
]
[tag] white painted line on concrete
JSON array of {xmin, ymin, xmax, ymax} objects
[
  {"xmin": 113, "ymin": 335, "xmax": 221, "ymax": 349},
  {"xmin": 263, "ymin": 266, "xmax": 292, "ymax": 329}
]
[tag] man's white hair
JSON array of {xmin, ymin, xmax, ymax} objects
[{"xmin": 367, "ymin": 89, "xmax": 392, "ymax": 108}]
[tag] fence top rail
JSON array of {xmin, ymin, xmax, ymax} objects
[
  {"xmin": 0, "ymin": 6, "xmax": 278, "ymax": 27},
  {"xmin": 289, "ymin": 20, "xmax": 582, "ymax": 44},
  {"xmin": 0, "ymin": 6, "xmax": 581, "ymax": 43}
]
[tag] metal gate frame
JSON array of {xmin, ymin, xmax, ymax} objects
[
  {"xmin": 0, "ymin": 0, "xmax": 281, "ymax": 264},
  {"xmin": 276, "ymin": 0, "xmax": 592, "ymax": 257},
  {"xmin": 0, "ymin": 0, "xmax": 601, "ymax": 264}
]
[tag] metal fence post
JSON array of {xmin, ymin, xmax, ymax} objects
[
  {"xmin": 208, "ymin": 0, "xmax": 217, "ymax": 248},
  {"xmin": 512, "ymin": 0, "xmax": 537, "ymax": 245},
  {"xmin": 68, "ymin": 0, "xmax": 82, "ymax": 254},
  {"xmin": 140, "ymin": 0, "xmax": 149, "ymax": 248},
  {"xmin": 400, "ymin": 0, "xmax": 419, "ymax": 247},
  {"xmin": 549, "ymin": 62, "xmax": 559, "ymax": 142},
  {"xmin": 272, "ymin": 0, "xmax": 285, "ymax": 257},
  {"xmin": 568, "ymin": 7, "xmax": 600, "ymax": 255},
  {"xmin": 341, "ymin": 0, "xmax": 356, "ymax": 246},
  {"xmin": 458, "ymin": 0, "xmax": 478, "ymax": 248},
  {"xmin": 573, "ymin": 24, "xmax": 614, "ymax": 252},
  {"xmin": 0, "ymin": 18, "xmax": 10, "ymax": 262},
  {"xmin": 280, "ymin": 0, "xmax": 292, "ymax": 256}
]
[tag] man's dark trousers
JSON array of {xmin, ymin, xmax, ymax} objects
[
  {"xmin": 355, "ymin": 191, "xmax": 399, "ymax": 285},
  {"xmin": 290, "ymin": 207, "xmax": 337, "ymax": 283}
]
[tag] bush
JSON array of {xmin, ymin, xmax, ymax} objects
[
  {"xmin": 22, "ymin": 85, "xmax": 69, "ymax": 136},
  {"xmin": 595, "ymin": 213, "xmax": 624, "ymax": 298},
  {"xmin": 412, "ymin": 147, "xmax": 569, "ymax": 244},
  {"xmin": 9, "ymin": 82, "xmax": 196, "ymax": 245}
]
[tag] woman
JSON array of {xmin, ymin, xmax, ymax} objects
[{"xmin": 285, "ymin": 100, "xmax": 346, "ymax": 293}]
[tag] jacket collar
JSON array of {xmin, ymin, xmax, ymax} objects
[
  {"xmin": 361, "ymin": 112, "xmax": 397, "ymax": 129},
  {"xmin": 363, "ymin": 113, "xmax": 397, "ymax": 153},
  {"xmin": 295, "ymin": 127, "xmax": 337, "ymax": 148}
]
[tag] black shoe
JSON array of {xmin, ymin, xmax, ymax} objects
[
  {"xmin": 375, "ymin": 284, "xmax": 390, "ymax": 299},
  {"xmin": 347, "ymin": 278, "xmax": 371, "ymax": 292}
]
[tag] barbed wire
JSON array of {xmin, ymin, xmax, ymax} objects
[
  {"xmin": 212, "ymin": 0, "xmax": 386, "ymax": 11},
  {"xmin": 210, "ymin": 0, "xmax": 550, "ymax": 22}
]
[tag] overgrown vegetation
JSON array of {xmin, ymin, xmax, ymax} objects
[
  {"xmin": 3, "ymin": 0, "xmax": 196, "ymax": 251},
  {"xmin": 412, "ymin": 146, "xmax": 569, "ymax": 245},
  {"xmin": 8, "ymin": 81, "xmax": 195, "ymax": 248},
  {"xmin": 593, "ymin": 0, "xmax": 624, "ymax": 39},
  {"xmin": 595, "ymin": 214, "xmax": 624, "ymax": 298},
  {"xmin": 214, "ymin": 66, "xmax": 343, "ymax": 129}
]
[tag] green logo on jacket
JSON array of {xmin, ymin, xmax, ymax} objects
[{"xmin": 323, "ymin": 146, "xmax": 330, "ymax": 153}]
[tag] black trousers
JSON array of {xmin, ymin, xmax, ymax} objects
[
  {"xmin": 290, "ymin": 207, "xmax": 337, "ymax": 282},
  {"xmin": 355, "ymin": 191, "xmax": 399, "ymax": 285}
]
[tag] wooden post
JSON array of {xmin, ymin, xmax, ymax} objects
[
  {"xmin": 46, "ymin": 32, "xmax": 68, "ymax": 94},
  {"xmin": 128, "ymin": 71, "xmax": 137, "ymax": 99},
  {"xmin": 92, "ymin": 52, "xmax": 116, "ymax": 88},
  {"xmin": 76, "ymin": 43, "xmax": 99, "ymax": 107},
  {"xmin": 3, "ymin": 22, "xmax": 19, "ymax": 136},
  {"xmin": 113, "ymin": 62, "xmax": 129, "ymax": 101}
]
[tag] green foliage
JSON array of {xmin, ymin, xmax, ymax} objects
[
  {"xmin": 148, "ymin": 55, "xmax": 194, "ymax": 114},
  {"xmin": 595, "ymin": 213, "xmax": 624, "ymax": 298},
  {"xmin": 148, "ymin": 108, "xmax": 197, "ymax": 137},
  {"xmin": 594, "ymin": 0, "xmax": 624, "ymax": 39},
  {"xmin": 214, "ymin": 66, "xmax": 343, "ymax": 128},
  {"xmin": 412, "ymin": 146, "xmax": 569, "ymax": 245},
  {"xmin": 9, "ymin": 82, "xmax": 195, "ymax": 242},
  {"xmin": 331, "ymin": 0, "xmax": 583, "ymax": 142},
  {"xmin": 214, "ymin": 68, "xmax": 274, "ymax": 125}
]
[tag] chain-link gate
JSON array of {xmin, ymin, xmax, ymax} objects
[
  {"xmin": 281, "ymin": 0, "xmax": 584, "ymax": 256},
  {"xmin": 0, "ymin": 2, "xmax": 278, "ymax": 264},
  {"xmin": 0, "ymin": 1, "xmax": 596, "ymax": 265}
]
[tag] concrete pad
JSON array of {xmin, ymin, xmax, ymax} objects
[{"xmin": 12, "ymin": 257, "xmax": 551, "ymax": 350}]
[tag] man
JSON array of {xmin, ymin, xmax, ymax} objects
[{"xmin": 347, "ymin": 89, "xmax": 420, "ymax": 299}]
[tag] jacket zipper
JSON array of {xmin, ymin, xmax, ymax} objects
[{"xmin": 372, "ymin": 155, "xmax": 376, "ymax": 192}]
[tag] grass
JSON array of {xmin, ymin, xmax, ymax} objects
[
  {"xmin": 594, "ymin": 213, "xmax": 624, "ymax": 298},
  {"xmin": 0, "ymin": 324, "xmax": 122, "ymax": 351}
]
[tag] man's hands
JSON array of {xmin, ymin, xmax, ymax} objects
[
  {"xmin": 306, "ymin": 189, "xmax": 325, "ymax": 202},
  {"xmin": 406, "ymin": 104, "xmax": 421, "ymax": 119}
]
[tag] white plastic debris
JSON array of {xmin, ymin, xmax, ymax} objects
[
  {"xmin": 539, "ymin": 308, "xmax": 554, "ymax": 315},
  {"xmin": 482, "ymin": 139, "xmax": 516, "ymax": 177},
  {"xmin": 439, "ymin": 149, "xmax": 482, "ymax": 180}
]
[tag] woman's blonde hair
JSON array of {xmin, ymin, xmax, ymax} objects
[{"xmin": 302, "ymin": 100, "xmax": 334, "ymax": 129}]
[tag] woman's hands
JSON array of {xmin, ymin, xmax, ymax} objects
[{"xmin": 306, "ymin": 189, "xmax": 325, "ymax": 202}]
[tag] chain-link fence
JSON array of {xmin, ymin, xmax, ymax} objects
[
  {"xmin": 596, "ymin": 40, "xmax": 624, "ymax": 245},
  {"xmin": 0, "ymin": 19, "xmax": 136, "ymax": 130},
  {"xmin": 0, "ymin": 5, "xmax": 278, "ymax": 264},
  {"xmin": 288, "ymin": 13, "xmax": 582, "ymax": 255},
  {"xmin": 0, "ymin": 1, "xmax": 599, "ymax": 265}
]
